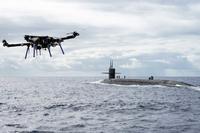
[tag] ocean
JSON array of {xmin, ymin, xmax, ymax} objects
[{"xmin": 0, "ymin": 77, "xmax": 200, "ymax": 133}]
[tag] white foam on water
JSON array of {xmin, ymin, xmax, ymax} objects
[
  {"xmin": 90, "ymin": 79, "xmax": 104, "ymax": 84},
  {"xmin": 189, "ymin": 86, "xmax": 200, "ymax": 92},
  {"xmin": 88, "ymin": 79, "xmax": 109, "ymax": 86},
  {"xmin": 175, "ymin": 84, "xmax": 183, "ymax": 87}
]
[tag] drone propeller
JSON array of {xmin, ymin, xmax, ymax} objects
[
  {"xmin": 73, "ymin": 31, "xmax": 79, "ymax": 37},
  {"xmin": 66, "ymin": 31, "xmax": 79, "ymax": 36},
  {"xmin": 2, "ymin": 40, "xmax": 8, "ymax": 47}
]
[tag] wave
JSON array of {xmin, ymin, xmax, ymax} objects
[
  {"xmin": 18, "ymin": 130, "xmax": 54, "ymax": 133},
  {"xmin": 189, "ymin": 86, "xmax": 200, "ymax": 92},
  {"xmin": 44, "ymin": 103, "xmax": 92, "ymax": 112}
]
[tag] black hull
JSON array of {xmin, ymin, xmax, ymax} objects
[{"xmin": 101, "ymin": 79, "xmax": 193, "ymax": 87}]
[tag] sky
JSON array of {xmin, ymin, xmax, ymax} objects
[{"xmin": 0, "ymin": 0, "xmax": 200, "ymax": 77}]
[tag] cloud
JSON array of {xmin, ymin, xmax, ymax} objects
[
  {"xmin": 0, "ymin": 0, "xmax": 200, "ymax": 76},
  {"xmin": 120, "ymin": 58, "xmax": 142, "ymax": 69}
]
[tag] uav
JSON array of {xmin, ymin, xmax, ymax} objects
[{"xmin": 2, "ymin": 31, "xmax": 79, "ymax": 59}]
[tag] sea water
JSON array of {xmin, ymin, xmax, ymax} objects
[{"xmin": 0, "ymin": 77, "xmax": 200, "ymax": 133}]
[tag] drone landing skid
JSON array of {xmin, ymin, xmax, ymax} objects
[
  {"xmin": 47, "ymin": 45, "xmax": 52, "ymax": 57},
  {"xmin": 24, "ymin": 46, "xmax": 66, "ymax": 59},
  {"xmin": 59, "ymin": 43, "xmax": 65, "ymax": 55},
  {"xmin": 25, "ymin": 45, "xmax": 30, "ymax": 59}
]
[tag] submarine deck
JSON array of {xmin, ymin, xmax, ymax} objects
[{"xmin": 102, "ymin": 79, "xmax": 193, "ymax": 87}]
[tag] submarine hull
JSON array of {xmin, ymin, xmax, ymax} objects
[{"xmin": 102, "ymin": 79, "xmax": 193, "ymax": 87}]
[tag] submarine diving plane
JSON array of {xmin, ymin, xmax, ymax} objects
[{"xmin": 2, "ymin": 31, "xmax": 79, "ymax": 59}]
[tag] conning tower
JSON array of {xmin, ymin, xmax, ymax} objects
[
  {"xmin": 109, "ymin": 60, "xmax": 115, "ymax": 79},
  {"xmin": 103, "ymin": 60, "xmax": 120, "ymax": 79}
]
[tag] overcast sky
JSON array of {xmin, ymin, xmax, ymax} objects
[{"xmin": 0, "ymin": 0, "xmax": 200, "ymax": 76}]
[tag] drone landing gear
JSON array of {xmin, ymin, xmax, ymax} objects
[
  {"xmin": 24, "ymin": 44, "xmax": 53, "ymax": 59},
  {"xmin": 36, "ymin": 49, "xmax": 38, "ymax": 56},
  {"xmin": 59, "ymin": 43, "xmax": 65, "ymax": 54},
  {"xmin": 25, "ymin": 45, "xmax": 30, "ymax": 59},
  {"xmin": 33, "ymin": 44, "xmax": 37, "ymax": 57},
  {"xmin": 47, "ymin": 45, "xmax": 52, "ymax": 57}
]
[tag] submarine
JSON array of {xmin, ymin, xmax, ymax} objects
[{"xmin": 101, "ymin": 60, "xmax": 193, "ymax": 87}]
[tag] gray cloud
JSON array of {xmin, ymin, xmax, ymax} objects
[{"xmin": 0, "ymin": 0, "xmax": 200, "ymax": 76}]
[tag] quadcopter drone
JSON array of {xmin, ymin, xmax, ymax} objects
[{"xmin": 2, "ymin": 31, "xmax": 79, "ymax": 59}]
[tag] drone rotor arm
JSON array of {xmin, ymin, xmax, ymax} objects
[
  {"xmin": 60, "ymin": 31, "xmax": 79, "ymax": 41},
  {"xmin": 2, "ymin": 40, "xmax": 31, "ymax": 47}
]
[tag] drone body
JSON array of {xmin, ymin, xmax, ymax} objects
[{"xmin": 2, "ymin": 31, "xmax": 79, "ymax": 59}]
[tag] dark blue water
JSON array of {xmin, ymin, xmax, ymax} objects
[{"xmin": 0, "ymin": 77, "xmax": 200, "ymax": 133}]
